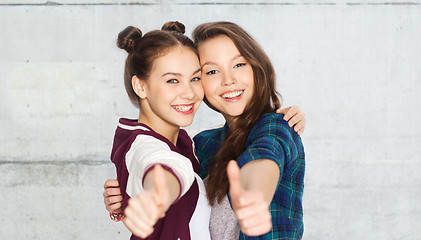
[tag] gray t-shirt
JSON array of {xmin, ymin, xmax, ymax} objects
[{"xmin": 209, "ymin": 195, "xmax": 240, "ymax": 240}]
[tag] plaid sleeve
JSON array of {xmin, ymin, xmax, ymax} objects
[
  {"xmin": 237, "ymin": 113, "xmax": 305, "ymax": 240},
  {"xmin": 237, "ymin": 114, "xmax": 299, "ymax": 173}
]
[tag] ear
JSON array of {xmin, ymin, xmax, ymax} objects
[{"xmin": 132, "ymin": 75, "xmax": 147, "ymax": 99}]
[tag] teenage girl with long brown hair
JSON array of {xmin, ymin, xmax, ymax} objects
[{"xmin": 192, "ymin": 21, "xmax": 305, "ymax": 239}]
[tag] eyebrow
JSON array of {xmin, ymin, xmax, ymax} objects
[
  {"xmin": 161, "ymin": 67, "xmax": 201, "ymax": 77},
  {"xmin": 191, "ymin": 68, "xmax": 201, "ymax": 76},
  {"xmin": 161, "ymin": 72, "xmax": 181, "ymax": 77},
  {"xmin": 201, "ymin": 54, "xmax": 243, "ymax": 67},
  {"xmin": 231, "ymin": 54, "xmax": 242, "ymax": 61}
]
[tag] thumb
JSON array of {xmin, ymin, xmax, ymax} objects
[
  {"xmin": 153, "ymin": 164, "xmax": 167, "ymax": 206},
  {"xmin": 227, "ymin": 160, "xmax": 244, "ymax": 202}
]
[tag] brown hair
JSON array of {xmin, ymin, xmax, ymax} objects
[
  {"xmin": 117, "ymin": 21, "xmax": 197, "ymax": 107},
  {"xmin": 193, "ymin": 21, "xmax": 282, "ymax": 205}
]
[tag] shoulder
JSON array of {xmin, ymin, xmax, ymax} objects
[
  {"xmin": 132, "ymin": 133, "xmax": 167, "ymax": 148},
  {"xmin": 111, "ymin": 119, "xmax": 157, "ymax": 158},
  {"xmin": 247, "ymin": 113, "xmax": 304, "ymax": 160},
  {"xmin": 251, "ymin": 113, "xmax": 294, "ymax": 139},
  {"xmin": 126, "ymin": 134, "xmax": 176, "ymax": 163},
  {"xmin": 258, "ymin": 113, "xmax": 287, "ymax": 126},
  {"xmin": 118, "ymin": 122, "xmax": 174, "ymax": 154}
]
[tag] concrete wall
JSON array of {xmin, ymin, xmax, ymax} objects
[{"xmin": 1, "ymin": 1, "xmax": 420, "ymax": 239}]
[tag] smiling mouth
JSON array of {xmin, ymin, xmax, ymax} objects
[
  {"xmin": 172, "ymin": 104, "xmax": 194, "ymax": 113},
  {"xmin": 221, "ymin": 90, "xmax": 244, "ymax": 99}
]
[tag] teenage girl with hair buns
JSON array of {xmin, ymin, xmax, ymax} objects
[{"xmin": 111, "ymin": 21, "xmax": 211, "ymax": 240}]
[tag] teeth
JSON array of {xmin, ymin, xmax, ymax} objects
[
  {"xmin": 221, "ymin": 90, "xmax": 243, "ymax": 99},
  {"xmin": 173, "ymin": 105, "xmax": 193, "ymax": 112}
]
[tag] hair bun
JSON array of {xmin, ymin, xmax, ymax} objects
[
  {"xmin": 161, "ymin": 21, "xmax": 185, "ymax": 34},
  {"xmin": 117, "ymin": 26, "xmax": 143, "ymax": 53}
]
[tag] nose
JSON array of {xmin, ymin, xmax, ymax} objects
[
  {"xmin": 180, "ymin": 82, "xmax": 195, "ymax": 100},
  {"xmin": 222, "ymin": 70, "xmax": 236, "ymax": 86}
]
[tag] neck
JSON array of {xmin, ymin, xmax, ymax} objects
[
  {"xmin": 137, "ymin": 110, "xmax": 180, "ymax": 145},
  {"xmin": 222, "ymin": 114, "xmax": 234, "ymax": 129}
]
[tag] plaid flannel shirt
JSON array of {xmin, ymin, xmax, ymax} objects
[{"xmin": 193, "ymin": 113, "xmax": 305, "ymax": 240}]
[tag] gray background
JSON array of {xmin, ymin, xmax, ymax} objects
[{"xmin": 1, "ymin": 0, "xmax": 420, "ymax": 239}]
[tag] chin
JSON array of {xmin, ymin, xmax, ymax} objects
[
  {"xmin": 226, "ymin": 108, "xmax": 245, "ymax": 117},
  {"xmin": 177, "ymin": 119, "xmax": 194, "ymax": 128}
]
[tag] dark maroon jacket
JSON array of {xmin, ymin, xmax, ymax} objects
[{"xmin": 110, "ymin": 118, "xmax": 200, "ymax": 240}]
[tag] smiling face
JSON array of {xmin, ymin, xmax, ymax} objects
[
  {"xmin": 136, "ymin": 46, "xmax": 204, "ymax": 132},
  {"xmin": 198, "ymin": 35, "xmax": 254, "ymax": 123}
]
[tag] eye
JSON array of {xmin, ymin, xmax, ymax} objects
[
  {"xmin": 167, "ymin": 79, "xmax": 178, "ymax": 84},
  {"xmin": 206, "ymin": 70, "xmax": 219, "ymax": 75},
  {"xmin": 191, "ymin": 77, "xmax": 201, "ymax": 82},
  {"xmin": 234, "ymin": 63, "xmax": 246, "ymax": 68}
]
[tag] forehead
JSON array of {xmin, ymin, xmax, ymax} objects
[
  {"xmin": 198, "ymin": 35, "xmax": 240, "ymax": 60},
  {"xmin": 152, "ymin": 46, "xmax": 200, "ymax": 74}
]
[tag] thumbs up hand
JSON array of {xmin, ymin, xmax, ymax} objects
[
  {"xmin": 123, "ymin": 164, "xmax": 171, "ymax": 238},
  {"xmin": 227, "ymin": 160, "xmax": 272, "ymax": 236}
]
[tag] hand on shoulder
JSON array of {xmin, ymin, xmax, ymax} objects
[{"xmin": 276, "ymin": 105, "xmax": 306, "ymax": 135}]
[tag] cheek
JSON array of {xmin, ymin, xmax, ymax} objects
[
  {"xmin": 201, "ymin": 77, "xmax": 219, "ymax": 93},
  {"xmin": 202, "ymin": 82, "xmax": 217, "ymax": 101},
  {"xmin": 243, "ymin": 69, "xmax": 255, "ymax": 96},
  {"xmin": 154, "ymin": 85, "xmax": 174, "ymax": 103},
  {"xmin": 201, "ymin": 79, "xmax": 210, "ymax": 93},
  {"xmin": 194, "ymin": 85, "xmax": 205, "ymax": 100},
  {"xmin": 245, "ymin": 67, "xmax": 255, "ymax": 85}
]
